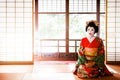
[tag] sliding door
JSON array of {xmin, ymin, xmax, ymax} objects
[
  {"xmin": 0, "ymin": 0, "xmax": 33, "ymax": 64},
  {"xmin": 106, "ymin": 0, "xmax": 120, "ymax": 63}
]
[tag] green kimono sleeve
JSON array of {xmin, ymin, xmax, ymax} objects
[
  {"xmin": 94, "ymin": 55, "xmax": 104, "ymax": 67},
  {"xmin": 76, "ymin": 47, "xmax": 87, "ymax": 66},
  {"xmin": 76, "ymin": 53, "xmax": 87, "ymax": 65},
  {"xmin": 94, "ymin": 39, "xmax": 105, "ymax": 68}
]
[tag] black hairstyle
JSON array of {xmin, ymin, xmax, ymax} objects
[{"xmin": 85, "ymin": 21, "xmax": 99, "ymax": 33}]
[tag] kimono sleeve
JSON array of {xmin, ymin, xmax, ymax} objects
[
  {"xmin": 94, "ymin": 39, "xmax": 105, "ymax": 68},
  {"xmin": 76, "ymin": 40, "xmax": 86, "ymax": 66}
]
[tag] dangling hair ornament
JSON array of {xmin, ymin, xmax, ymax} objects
[{"xmin": 86, "ymin": 20, "xmax": 99, "ymax": 26}]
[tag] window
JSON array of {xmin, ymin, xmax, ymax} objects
[{"xmin": 35, "ymin": 0, "xmax": 105, "ymax": 58}]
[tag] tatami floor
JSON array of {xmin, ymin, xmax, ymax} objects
[{"xmin": 0, "ymin": 61, "xmax": 120, "ymax": 80}]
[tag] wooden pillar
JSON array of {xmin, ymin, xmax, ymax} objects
[
  {"xmin": 96, "ymin": 0, "xmax": 100, "ymax": 37},
  {"xmin": 66, "ymin": 0, "xmax": 69, "ymax": 54}
]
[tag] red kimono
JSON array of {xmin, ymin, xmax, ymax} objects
[{"xmin": 75, "ymin": 37, "xmax": 112, "ymax": 78}]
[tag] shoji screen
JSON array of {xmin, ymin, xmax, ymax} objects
[
  {"xmin": 106, "ymin": 0, "xmax": 120, "ymax": 62},
  {"xmin": 0, "ymin": 0, "xmax": 33, "ymax": 64}
]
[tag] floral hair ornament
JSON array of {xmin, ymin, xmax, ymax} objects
[{"xmin": 86, "ymin": 20, "xmax": 99, "ymax": 27}]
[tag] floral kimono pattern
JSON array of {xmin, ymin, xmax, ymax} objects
[{"xmin": 75, "ymin": 37, "xmax": 112, "ymax": 78}]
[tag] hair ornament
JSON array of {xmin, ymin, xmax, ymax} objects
[{"xmin": 86, "ymin": 20, "xmax": 99, "ymax": 26}]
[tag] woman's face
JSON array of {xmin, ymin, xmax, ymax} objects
[{"xmin": 86, "ymin": 26, "xmax": 95, "ymax": 37}]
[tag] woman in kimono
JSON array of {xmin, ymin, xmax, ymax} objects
[{"xmin": 73, "ymin": 20, "xmax": 112, "ymax": 78}]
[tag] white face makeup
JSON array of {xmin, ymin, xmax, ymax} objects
[{"xmin": 86, "ymin": 26, "xmax": 95, "ymax": 37}]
